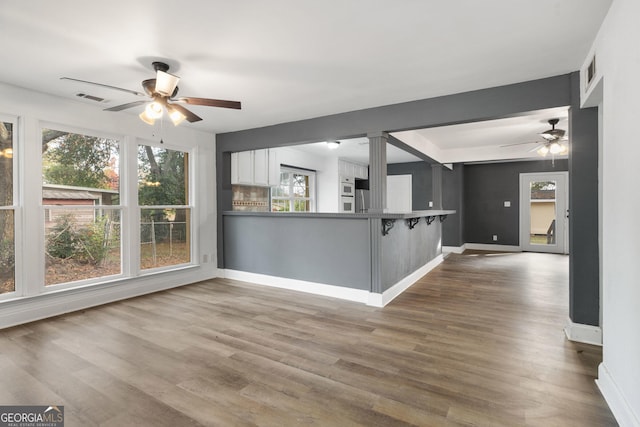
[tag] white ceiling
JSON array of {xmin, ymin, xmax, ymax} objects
[
  {"xmin": 286, "ymin": 138, "xmax": 422, "ymax": 165},
  {"xmin": 0, "ymin": 1, "xmax": 610, "ymax": 161}
]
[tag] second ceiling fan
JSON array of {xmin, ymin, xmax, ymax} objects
[
  {"xmin": 62, "ymin": 61, "xmax": 241, "ymax": 125},
  {"xmin": 502, "ymin": 118, "xmax": 568, "ymax": 156}
]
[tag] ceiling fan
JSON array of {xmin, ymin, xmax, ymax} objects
[
  {"xmin": 502, "ymin": 118, "xmax": 568, "ymax": 156},
  {"xmin": 61, "ymin": 61, "xmax": 241, "ymax": 125}
]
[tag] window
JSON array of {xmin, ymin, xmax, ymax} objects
[
  {"xmin": 0, "ymin": 120, "xmax": 15, "ymax": 295},
  {"xmin": 42, "ymin": 129, "xmax": 121, "ymax": 286},
  {"xmin": 271, "ymin": 167, "xmax": 316, "ymax": 212},
  {"xmin": 138, "ymin": 145, "xmax": 191, "ymax": 270}
]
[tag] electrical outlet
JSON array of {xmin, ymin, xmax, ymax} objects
[
  {"xmin": 202, "ymin": 254, "xmax": 208, "ymax": 263},
  {"xmin": 428, "ymin": 201, "xmax": 433, "ymax": 207},
  {"xmin": 504, "ymin": 201, "xmax": 511, "ymax": 207},
  {"xmin": 492, "ymin": 235, "xmax": 498, "ymax": 241}
]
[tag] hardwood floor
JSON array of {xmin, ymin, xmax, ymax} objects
[{"xmin": 0, "ymin": 251, "xmax": 617, "ymax": 426}]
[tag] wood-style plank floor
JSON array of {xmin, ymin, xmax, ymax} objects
[{"xmin": 0, "ymin": 251, "xmax": 617, "ymax": 426}]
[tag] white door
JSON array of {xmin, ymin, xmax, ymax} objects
[{"xmin": 519, "ymin": 172, "xmax": 568, "ymax": 254}]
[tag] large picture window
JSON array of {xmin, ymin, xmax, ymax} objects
[
  {"xmin": 42, "ymin": 129, "xmax": 121, "ymax": 286},
  {"xmin": 138, "ymin": 145, "xmax": 191, "ymax": 270},
  {"xmin": 271, "ymin": 167, "xmax": 316, "ymax": 212},
  {"xmin": 0, "ymin": 120, "xmax": 15, "ymax": 295}
]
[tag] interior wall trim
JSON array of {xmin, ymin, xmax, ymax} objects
[
  {"xmin": 597, "ymin": 363, "xmax": 640, "ymax": 427},
  {"xmin": 443, "ymin": 245, "xmax": 466, "ymax": 254},
  {"xmin": 464, "ymin": 243, "xmax": 522, "ymax": 252},
  {"xmin": 564, "ymin": 319, "xmax": 602, "ymax": 346},
  {"xmin": 369, "ymin": 254, "xmax": 444, "ymax": 307},
  {"xmin": 223, "ymin": 255, "xmax": 445, "ymax": 308}
]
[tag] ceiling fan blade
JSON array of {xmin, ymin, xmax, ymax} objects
[
  {"xmin": 104, "ymin": 100, "xmax": 148, "ymax": 112},
  {"xmin": 169, "ymin": 103, "xmax": 202, "ymax": 123},
  {"xmin": 500, "ymin": 141, "xmax": 539, "ymax": 147},
  {"xmin": 155, "ymin": 70, "xmax": 180, "ymax": 97},
  {"xmin": 61, "ymin": 77, "xmax": 146, "ymax": 97},
  {"xmin": 174, "ymin": 97, "xmax": 241, "ymax": 110}
]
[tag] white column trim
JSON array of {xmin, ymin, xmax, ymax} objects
[
  {"xmin": 596, "ymin": 363, "xmax": 640, "ymax": 427},
  {"xmin": 563, "ymin": 319, "xmax": 602, "ymax": 346}
]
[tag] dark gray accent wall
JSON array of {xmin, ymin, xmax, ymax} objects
[
  {"xmin": 464, "ymin": 160, "xmax": 568, "ymax": 245},
  {"xmin": 442, "ymin": 164, "xmax": 465, "ymax": 247},
  {"xmin": 568, "ymin": 73, "xmax": 599, "ymax": 326},
  {"xmin": 387, "ymin": 161, "xmax": 432, "ymax": 210}
]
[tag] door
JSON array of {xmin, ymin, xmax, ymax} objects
[{"xmin": 519, "ymin": 172, "xmax": 568, "ymax": 254}]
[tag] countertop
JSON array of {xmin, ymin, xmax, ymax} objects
[{"xmin": 223, "ymin": 210, "xmax": 455, "ymax": 219}]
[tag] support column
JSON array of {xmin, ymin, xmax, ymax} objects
[
  {"xmin": 368, "ymin": 132, "xmax": 388, "ymax": 213},
  {"xmin": 431, "ymin": 164, "xmax": 443, "ymax": 209}
]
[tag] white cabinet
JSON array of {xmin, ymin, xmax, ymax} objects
[
  {"xmin": 338, "ymin": 160, "xmax": 368, "ymax": 179},
  {"xmin": 268, "ymin": 149, "xmax": 280, "ymax": 186},
  {"xmin": 231, "ymin": 149, "xmax": 279, "ymax": 187},
  {"xmin": 253, "ymin": 149, "xmax": 269, "ymax": 186}
]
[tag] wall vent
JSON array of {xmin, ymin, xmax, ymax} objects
[
  {"xmin": 586, "ymin": 55, "xmax": 596, "ymax": 89},
  {"xmin": 76, "ymin": 93, "xmax": 105, "ymax": 102}
]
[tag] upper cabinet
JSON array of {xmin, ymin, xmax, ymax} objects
[
  {"xmin": 338, "ymin": 159, "xmax": 368, "ymax": 179},
  {"xmin": 232, "ymin": 149, "xmax": 279, "ymax": 187}
]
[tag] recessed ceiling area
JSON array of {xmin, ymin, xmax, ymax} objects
[{"xmin": 392, "ymin": 107, "xmax": 570, "ymax": 164}]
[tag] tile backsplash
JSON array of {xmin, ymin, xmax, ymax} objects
[{"xmin": 232, "ymin": 185, "xmax": 270, "ymax": 212}]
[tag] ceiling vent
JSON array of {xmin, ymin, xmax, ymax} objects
[
  {"xmin": 585, "ymin": 55, "xmax": 596, "ymax": 89},
  {"xmin": 76, "ymin": 93, "xmax": 105, "ymax": 102}
]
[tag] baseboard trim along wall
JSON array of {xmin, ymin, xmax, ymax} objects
[
  {"xmin": 0, "ymin": 266, "xmax": 215, "ymax": 330},
  {"xmin": 597, "ymin": 363, "xmax": 640, "ymax": 427},
  {"xmin": 442, "ymin": 245, "xmax": 466, "ymax": 254},
  {"xmin": 464, "ymin": 243, "xmax": 522, "ymax": 252},
  {"xmin": 222, "ymin": 270, "xmax": 370, "ymax": 304},
  {"xmin": 368, "ymin": 254, "xmax": 444, "ymax": 307},
  {"xmin": 223, "ymin": 255, "xmax": 445, "ymax": 308},
  {"xmin": 564, "ymin": 319, "xmax": 603, "ymax": 346}
]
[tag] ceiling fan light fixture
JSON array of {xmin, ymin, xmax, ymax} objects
[
  {"xmin": 155, "ymin": 70, "xmax": 180, "ymax": 97},
  {"xmin": 145, "ymin": 101, "xmax": 163, "ymax": 119},
  {"xmin": 139, "ymin": 110, "xmax": 156, "ymax": 125},
  {"xmin": 168, "ymin": 107, "xmax": 187, "ymax": 126},
  {"xmin": 549, "ymin": 141, "xmax": 564, "ymax": 154},
  {"xmin": 537, "ymin": 145, "xmax": 550, "ymax": 156}
]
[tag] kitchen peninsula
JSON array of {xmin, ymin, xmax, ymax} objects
[{"xmin": 222, "ymin": 209, "xmax": 454, "ymax": 306}]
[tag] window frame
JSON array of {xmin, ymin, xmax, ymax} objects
[
  {"xmin": 271, "ymin": 166, "xmax": 316, "ymax": 212},
  {"xmin": 0, "ymin": 114, "xmax": 19, "ymax": 300},
  {"xmin": 39, "ymin": 123, "xmax": 126, "ymax": 292},
  {"xmin": 136, "ymin": 141, "xmax": 196, "ymax": 274}
]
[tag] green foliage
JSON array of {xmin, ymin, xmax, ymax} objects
[
  {"xmin": 43, "ymin": 132, "xmax": 118, "ymax": 189},
  {"xmin": 46, "ymin": 214, "xmax": 116, "ymax": 265},
  {"xmin": 0, "ymin": 238, "xmax": 14, "ymax": 271},
  {"xmin": 138, "ymin": 146, "xmax": 187, "ymax": 223}
]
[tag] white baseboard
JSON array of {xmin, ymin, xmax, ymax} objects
[
  {"xmin": 368, "ymin": 254, "xmax": 444, "ymax": 307},
  {"xmin": 216, "ymin": 268, "xmax": 226, "ymax": 278},
  {"xmin": 564, "ymin": 320, "xmax": 602, "ymax": 346},
  {"xmin": 223, "ymin": 270, "xmax": 370, "ymax": 304},
  {"xmin": 223, "ymin": 255, "xmax": 445, "ymax": 308},
  {"xmin": 0, "ymin": 267, "xmax": 214, "ymax": 330},
  {"xmin": 464, "ymin": 243, "xmax": 522, "ymax": 252},
  {"xmin": 443, "ymin": 244, "xmax": 466, "ymax": 254},
  {"xmin": 597, "ymin": 363, "xmax": 640, "ymax": 427}
]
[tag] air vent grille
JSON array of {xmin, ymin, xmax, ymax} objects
[
  {"xmin": 76, "ymin": 93, "xmax": 105, "ymax": 102},
  {"xmin": 586, "ymin": 55, "xmax": 596, "ymax": 89}
]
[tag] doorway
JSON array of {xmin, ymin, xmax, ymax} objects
[{"xmin": 519, "ymin": 172, "xmax": 568, "ymax": 254}]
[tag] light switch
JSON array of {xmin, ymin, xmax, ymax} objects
[
  {"xmin": 504, "ymin": 201, "xmax": 511, "ymax": 207},
  {"xmin": 428, "ymin": 201, "xmax": 433, "ymax": 207}
]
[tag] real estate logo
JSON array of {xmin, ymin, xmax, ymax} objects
[{"xmin": 0, "ymin": 405, "xmax": 64, "ymax": 427}]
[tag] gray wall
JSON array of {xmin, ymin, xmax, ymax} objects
[
  {"xmin": 224, "ymin": 215, "xmax": 371, "ymax": 290},
  {"xmin": 568, "ymin": 74, "xmax": 599, "ymax": 326},
  {"xmin": 442, "ymin": 164, "xmax": 465, "ymax": 247},
  {"xmin": 381, "ymin": 218, "xmax": 441, "ymax": 291},
  {"xmin": 463, "ymin": 160, "xmax": 568, "ymax": 245},
  {"xmin": 387, "ymin": 161, "xmax": 432, "ymax": 210}
]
